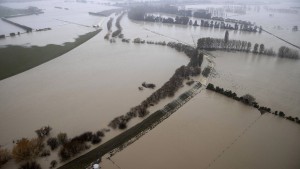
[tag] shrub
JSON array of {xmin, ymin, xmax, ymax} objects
[
  {"xmin": 39, "ymin": 149, "xmax": 50, "ymax": 157},
  {"xmin": 207, "ymin": 83, "xmax": 215, "ymax": 90},
  {"xmin": 71, "ymin": 132, "xmax": 93, "ymax": 143},
  {"xmin": 19, "ymin": 161, "xmax": 41, "ymax": 169},
  {"xmin": 278, "ymin": 46, "xmax": 299, "ymax": 59},
  {"xmin": 0, "ymin": 148, "xmax": 11, "ymax": 167},
  {"xmin": 59, "ymin": 141, "xmax": 88, "ymax": 161},
  {"xmin": 186, "ymin": 80, "xmax": 194, "ymax": 86},
  {"xmin": 96, "ymin": 131, "xmax": 104, "ymax": 137},
  {"xmin": 119, "ymin": 123, "xmax": 127, "ymax": 129},
  {"xmin": 57, "ymin": 133, "xmax": 68, "ymax": 145},
  {"xmin": 49, "ymin": 160, "xmax": 57, "ymax": 169},
  {"xmin": 91, "ymin": 135, "xmax": 102, "ymax": 145},
  {"xmin": 47, "ymin": 138, "xmax": 59, "ymax": 150},
  {"xmin": 241, "ymin": 94, "xmax": 256, "ymax": 105},
  {"xmin": 12, "ymin": 138, "xmax": 44, "ymax": 162},
  {"xmin": 279, "ymin": 111, "xmax": 285, "ymax": 117},
  {"xmin": 35, "ymin": 126, "xmax": 52, "ymax": 138},
  {"xmin": 202, "ymin": 66, "xmax": 211, "ymax": 77}
]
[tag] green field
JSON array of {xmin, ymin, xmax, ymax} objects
[{"xmin": 0, "ymin": 29, "xmax": 101, "ymax": 80}]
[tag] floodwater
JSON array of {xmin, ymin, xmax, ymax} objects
[
  {"xmin": 102, "ymin": 2, "xmax": 300, "ymax": 169},
  {"xmin": 0, "ymin": 0, "xmax": 300, "ymax": 169},
  {"xmin": 0, "ymin": 0, "xmax": 117, "ymax": 47},
  {"xmin": 211, "ymin": 51, "xmax": 300, "ymax": 117},
  {"xmin": 0, "ymin": 30, "xmax": 189, "ymax": 145},
  {"xmin": 0, "ymin": 9, "xmax": 189, "ymax": 168},
  {"xmin": 102, "ymin": 90, "xmax": 300, "ymax": 169}
]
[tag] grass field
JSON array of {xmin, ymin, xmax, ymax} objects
[{"xmin": 0, "ymin": 29, "xmax": 101, "ymax": 80}]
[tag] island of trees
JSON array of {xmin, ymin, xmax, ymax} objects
[
  {"xmin": 197, "ymin": 31, "xmax": 299, "ymax": 59},
  {"xmin": 128, "ymin": 5, "xmax": 260, "ymax": 33}
]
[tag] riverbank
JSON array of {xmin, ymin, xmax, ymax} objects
[{"xmin": 0, "ymin": 28, "xmax": 101, "ymax": 80}]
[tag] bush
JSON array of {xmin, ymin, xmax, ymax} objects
[
  {"xmin": 186, "ymin": 80, "xmax": 194, "ymax": 86},
  {"xmin": 49, "ymin": 160, "xmax": 57, "ymax": 169},
  {"xmin": 119, "ymin": 123, "xmax": 127, "ymax": 129},
  {"xmin": 206, "ymin": 83, "xmax": 215, "ymax": 90},
  {"xmin": 47, "ymin": 138, "xmax": 59, "ymax": 150},
  {"xmin": 57, "ymin": 133, "xmax": 68, "ymax": 145},
  {"xmin": 96, "ymin": 131, "xmax": 104, "ymax": 137},
  {"xmin": 39, "ymin": 149, "xmax": 50, "ymax": 157},
  {"xmin": 19, "ymin": 161, "xmax": 41, "ymax": 169},
  {"xmin": 91, "ymin": 135, "xmax": 102, "ymax": 145},
  {"xmin": 0, "ymin": 148, "xmax": 11, "ymax": 167},
  {"xmin": 59, "ymin": 141, "xmax": 88, "ymax": 161},
  {"xmin": 71, "ymin": 132, "xmax": 93, "ymax": 143},
  {"xmin": 12, "ymin": 138, "xmax": 44, "ymax": 162},
  {"xmin": 279, "ymin": 111, "xmax": 285, "ymax": 117},
  {"xmin": 241, "ymin": 94, "xmax": 256, "ymax": 105},
  {"xmin": 35, "ymin": 126, "xmax": 52, "ymax": 138},
  {"xmin": 278, "ymin": 46, "xmax": 299, "ymax": 59},
  {"xmin": 202, "ymin": 66, "xmax": 211, "ymax": 77}
]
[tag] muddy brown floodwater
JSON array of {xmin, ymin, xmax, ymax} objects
[
  {"xmin": 102, "ymin": 89, "xmax": 300, "ymax": 169},
  {"xmin": 1, "ymin": 1, "xmax": 300, "ymax": 169}
]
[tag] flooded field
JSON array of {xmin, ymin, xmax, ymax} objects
[
  {"xmin": 101, "ymin": 2, "xmax": 300, "ymax": 169},
  {"xmin": 102, "ymin": 90, "xmax": 300, "ymax": 169},
  {"xmin": 0, "ymin": 0, "xmax": 300, "ymax": 169},
  {"xmin": 0, "ymin": 0, "xmax": 117, "ymax": 47},
  {"xmin": 211, "ymin": 51, "xmax": 300, "ymax": 117}
]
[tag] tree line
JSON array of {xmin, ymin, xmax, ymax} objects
[
  {"xmin": 198, "ymin": 37, "xmax": 299, "ymax": 59},
  {"xmin": 128, "ymin": 6, "xmax": 259, "ymax": 33},
  {"xmin": 278, "ymin": 46, "xmax": 300, "ymax": 59},
  {"xmin": 197, "ymin": 37, "xmax": 266, "ymax": 53},
  {"xmin": 108, "ymin": 43, "xmax": 203, "ymax": 129},
  {"xmin": 206, "ymin": 83, "xmax": 300, "ymax": 124},
  {"xmin": 198, "ymin": 20, "xmax": 261, "ymax": 33},
  {"xmin": 0, "ymin": 124, "xmax": 108, "ymax": 169},
  {"xmin": 112, "ymin": 12, "xmax": 125, "ymax": 38}
]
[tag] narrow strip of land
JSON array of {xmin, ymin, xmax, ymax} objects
[
  {"xmin": 262, "ymin": 28, "xmax": 300, "ymax": 50},
  {"xmin": 1, "ymin": 17, "xmax": 33, "ymax": 31},
  {"xmin": 58, "ymin": 83, "xmax": 203, "ymax": 169},
  {"xmin": 58, "ymin": 55, "xmax": 215, "ymax": 169},
  {"xmin": 55, "ymin": 19, "xmax": 91, "ymax": 28}
]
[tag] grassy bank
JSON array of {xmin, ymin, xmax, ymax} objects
[
  {"xmin": 0, "ymin": 29, "xmax": 101, "ymax": 80},
  {"xmin": 58, "ymin": 83, "xmax": 202, "ymax": 169}
]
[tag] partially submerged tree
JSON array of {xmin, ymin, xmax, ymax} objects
[
  {"xmin": 19, "ymin": 161, "xmax": 41, "ymax": 169},
  {"xmin": 0, "ymin": 147, "xmax": 11, "ymax": 167},
  {"xmin": 259, "ymin": 44, "xmax": 265, "ymax": 54},
  {"xmin": 12, "ymin": 138, "xmax": 44, "ymax": 162},
  {"xmin": 47, "ymin": 138, "xmax": 59, "ymax": 150},
  {"xmin": 202, "ymin": 66, "xmax": 211, "ymax": 77},
  {"xmin": 59, "ymin": 141, "xmax": 89, "ymax": 161},
  {"xmin": 49, "ymin": 160, "xmax": 57, "ymax": 169},
  {"xmin": 224, "ymin": 30, "xmax": 229, "ymax": 44},
  {"xmin": 35, "ymin": 126, "xmax": 52, "ymax": 138},
  {"xmin": 57, "ymin": 133, "xmax": 68, "ymax": 145},
  {"xmin": 278, "ymin": 46, "xmax": 299, "ymax": 59},
  {"xmin": 253, "ymin": 43, "xmax": 259, "ymax": 53},
  {"xmin": 241, "ymin": 94, "xmax": 256, "ymax": 105}
]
